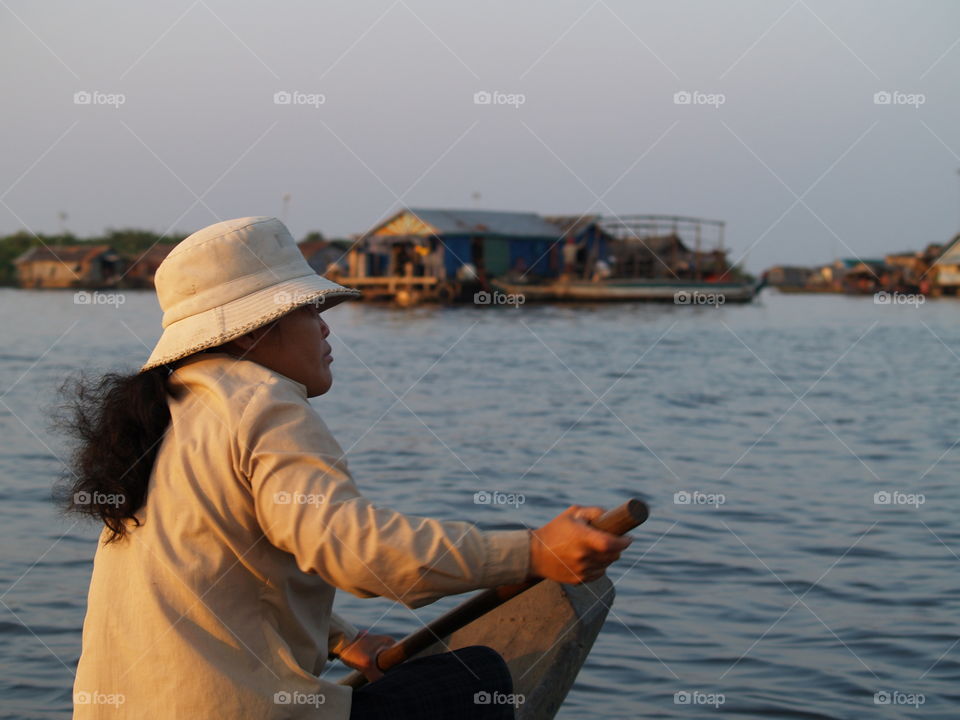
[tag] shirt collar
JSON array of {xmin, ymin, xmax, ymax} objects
[{"xmin": 173, "ymin": 352, "xmax": 309, "ymax": 397}]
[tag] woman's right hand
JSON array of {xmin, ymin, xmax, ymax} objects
[{"xmin": 528, "ymin": 505, "xmax": 633, "ymax": 584}]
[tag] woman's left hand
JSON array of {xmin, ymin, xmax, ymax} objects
[{"xmin": 337, "ymin": 630, "xmax": 396, "ymax": 682}]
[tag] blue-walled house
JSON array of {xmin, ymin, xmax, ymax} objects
[{"xmin": 359, "ymin": 207, "xmax": 565, "ymax": 281}]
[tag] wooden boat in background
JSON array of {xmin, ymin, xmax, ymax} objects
[{"xmin": 493, "ymin": 277, "xmax": 763, "ymax": 303}]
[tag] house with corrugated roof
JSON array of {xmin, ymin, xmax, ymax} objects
[
  {"xmin": 366, "ymin": 207, "xmax": 562, "ymax": 278},
  {"xmin": 13, "ymin": 244, "xmax": 122, "ymax": 289},
  {"xmin": 338, "ymin": 207, "xmax": 564, "ymax": 304}
]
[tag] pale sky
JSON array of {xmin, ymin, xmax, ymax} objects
[{"xmin": 3, "ymin": 0, "xmax": 960, "ymax": 272}]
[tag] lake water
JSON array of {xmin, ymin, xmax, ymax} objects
[{"xmin": 1, "ymin": 287, "xmax": 958, "ymax": 719}]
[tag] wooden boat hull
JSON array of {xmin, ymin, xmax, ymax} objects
[
  {"xmin": 422, "ymin": 576, "xmax": 616, "ymax": 720},
  {"xmin": 341, "ymin": 576, "xmax": 614, "ymax": 719},
  {"xmin": 429, "ymin": 577, "xmax": 613, "ymax": 719},
  {"xmin": 493, "ymin": 278, "xmax": 760, "ymax": 303}
]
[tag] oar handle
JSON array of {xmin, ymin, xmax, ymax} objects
[
  {"xmin": 340, "ymin": 498, "xmax": 649, "ymax": 688},
  {"xmin": 588, "ymin": 497, "xmax": 649, "ymax": 535}
]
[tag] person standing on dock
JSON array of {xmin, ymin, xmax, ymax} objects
[
  {"xmin": 562, "ymin": 236, "xmax": 585, "ymax": 277},
  {"xmin": 60, "ymin": 217, "xmax": 632, "ymax": 720},
  {"xmin": 425, "ymin": 235, "xmax": 446, "ymax": 280}
]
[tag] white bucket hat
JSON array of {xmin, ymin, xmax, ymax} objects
[{"xmin": 140, "ymin": 216, "xmax": 360, "ymax": 372}]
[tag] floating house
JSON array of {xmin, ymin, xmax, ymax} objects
[
  {"xmin": 331, "ymin": 209, "xmax": 762, "ymax": 304},
  {"xmin": 807, "ymin": 258, "xmax": 860, "ymax": 292},
  {"xmin": 610, "ymin": 232, "xmax": 691, "ymax": 279},
  {"xmin": 337, "ymin": 208, "xmax": 565, "ymax": 304},
  {"xmin": 298, "ymin": 235, "xmax": 352, "ymax": 276},
  {"xmin": 885, "ymin": 251, "xmax": 924, "ymax": 285},
  {"xmin": 540, "ymin": 215, "xmax": 615, "ymax": 280},
  {"xmin": 14, "ymin": 244, "xmax": 122, "ymax": 289},
  {"xmin": 598, "ymin": 215, "xmax": 732, "ymax": 280},
  {"xmin": 492, "ymin": 215, "xmax": 761, "ymax": 303},
  {"xmin": 765, "ymin": 244, "xmax": 949, "ymax": 295},
  {"xmin": 932, "ymin": 233, "xmax": 960, "ymax": 295},
  {"xmin": 123, "ymin": 244, "xmax": 175, "ymax": 288},
  {"xmin": 842, "ymin": 259, "xmax": 889, "ymax": 294},
  {"xmin": 764, "ymin": 265, "xmax": 815, "ymax": 291},
  {"xmin": 884, "ymin": 244, "xmax": 942, "ymax": 293}
]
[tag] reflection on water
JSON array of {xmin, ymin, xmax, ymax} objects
[{"xmin": 1, "ymin": 288, "xmax": 959, "ymax": 719}]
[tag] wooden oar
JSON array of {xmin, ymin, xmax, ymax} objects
[{"xmin": 339, "ymin": 498, "xmax": 649, "ymax": 688}]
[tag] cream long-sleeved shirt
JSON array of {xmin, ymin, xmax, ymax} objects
[{"xmin": 73, "ymin": 352, "xmax": 531, "ymax": 719}]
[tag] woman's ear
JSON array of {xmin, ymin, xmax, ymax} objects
[
  {"xmin": 220, "ymin": 321, "xmax": 278, "ymax": 357},
  {"xmin": 223, "ymin": 328, "xmax": 265, "ymax": 354}
]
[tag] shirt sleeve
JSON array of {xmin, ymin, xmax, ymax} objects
[
  {"xmin": 327, "ymin": 611, "xmax": 360, "ymax": 660},
  {"xmin": 237, "ymin": 382, "xmax": 531, "ymax": 608}
]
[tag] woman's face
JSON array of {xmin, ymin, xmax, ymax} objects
[{"xmin": 232, "ymin": 303, "xmax": 334, "ymax": 397}]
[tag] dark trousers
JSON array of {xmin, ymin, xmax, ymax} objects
[{"xmin": 349, "ymin": 645, "xmax": 517, "ymax": 720}]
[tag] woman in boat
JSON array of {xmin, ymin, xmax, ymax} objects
[{"xmin": 60, "ymin": 217, "xmax": 631, "ymax": 719}]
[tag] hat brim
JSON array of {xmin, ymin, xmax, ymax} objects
[{"xmin": 140, "ymin": 273, "xmax": 361, "ymax": 372}]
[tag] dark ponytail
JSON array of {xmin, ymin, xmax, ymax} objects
[{"xmin": 55, "ymin": 365, "xmax": 172, "ymax": 543}]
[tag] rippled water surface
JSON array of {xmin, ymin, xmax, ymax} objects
[{"xmin": 1, "ymin": 288, "xmax": 958, "ymax": 719}]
